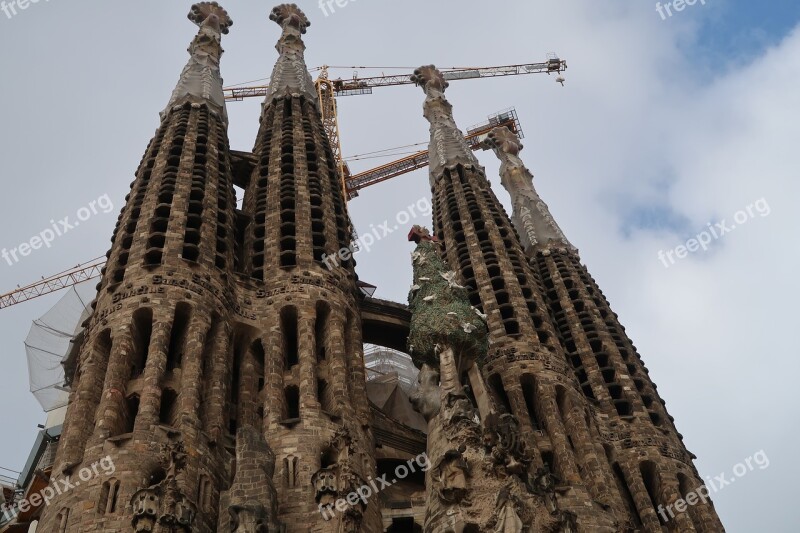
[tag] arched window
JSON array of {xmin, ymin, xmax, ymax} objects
[
  {"xmin": 198, "ymin": 475, "xmax": 213, "ymax": 513},
  {"xmin": 55, "ymin": 508, "xmax": 70, "ymax": 533},
  {"xmin": 283, "ymin": 455, "xmax": 299, "ymax": 488},
  {"xmin": 98, "ymin": 478, "xmax": 120, "ymax": 515}
]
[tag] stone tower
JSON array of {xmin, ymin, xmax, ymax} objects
[
  {"xmin": 409, "ymin": 65, "xmax": 725, "ymax": 531},
  {"xmin": 41, "ymin": 3, "xmax": 239, "ymax": 532},
  {"xmin": 483, "ymin": 124, "xmax": 726, "ymax": 531},
  {"xmin": 39, "ymin": 3, "xmax": 379, "ymax": 532}
]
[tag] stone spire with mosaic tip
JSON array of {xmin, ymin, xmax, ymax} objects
[
  {"xmin": 485, "ymin": 125, "xmax": 576, "ymax": 254},
  {"xmin": 264, "ymin": 3, "xmax": 319, "ymax": 106},
  {"xmin": 411, "ymin": 65, "xmax": 483, "ymax": 186},
  {"xmin": 162, "ymin": 1, "xmax": 233, "ymax": 124}
]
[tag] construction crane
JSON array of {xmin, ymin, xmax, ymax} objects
[
  {"xmin": 345, "ymin": 108, "xmax": 522, "ymax": 198},
  {"xmin": 0, "ymin": 257, "xmax": 105, "ymax": 310},
  {"xmin": 1, "ymin": 59, "xmax": 566, "ymax": 309},
  {"xmin": 225, "ymin": 58, "xmax": 567, "ymax": 199}
]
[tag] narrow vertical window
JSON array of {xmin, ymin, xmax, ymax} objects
[
  {"xmin": 281, "ymin": 307, "xmax": 299, "ymax": 369},
  {"xmin": 284, "ymin": 386, "xmax": 300, "ymax": 420}
]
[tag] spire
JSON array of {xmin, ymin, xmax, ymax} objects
[
  {"xmin": 486, "ymin": 126, "xmax": 576, "ymax": 254},
  {"xmin": 411, "ymin": 65, "xmax": 482, "ymax": 185},
  {"xmin": 162, "ymin": 2, "xmax": 232, "ymax": 124},
  {"xmin": 265, "ymin": 4, "xmax": 318, "ymax": 107}
]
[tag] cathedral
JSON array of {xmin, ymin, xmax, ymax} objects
[{"xmin": 33, "ymin": 3, "xmax": 725, "ymax": 531}]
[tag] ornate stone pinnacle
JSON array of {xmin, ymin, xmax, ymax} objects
[
  {"xmin": 411, "ymin": 65, "xmax": 449, "ymax": 94},
  {"xmin": 188, "ymin": 2, "xmax": 232, "ymax": 34},
  {"xmin": 269, "ymin": 3, "xmax": 311, "ymax": 34},
  {"xmin": 486, "ymin": 126, "xmax": 523, "ymax": 157}
]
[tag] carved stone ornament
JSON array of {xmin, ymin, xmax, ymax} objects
[
  {"xmin": 131, "ymin": 489, "xmax": 160, "ymax": 533},
  {"xmin": 265, "ymin": 4, "xmax": 318, "ymax": 106},
  {"xmin": 485, "ymin": 126, "xmax": 523, "ymax": 157},
  {"xmin": 229, "ymin": 504, "xmax": 270, "ymax": 533},
  {"xmin": 162, "ymin": 3, "xmax": 232, "ymax": 123},
  {"xmin": 443, "ymin": 389, "xmax": 479, "ymax": 426},
  {"xmin": 409, "ymin": 363, "xmax": 441, "ymax": 421},
  {"xmin": 486, "ymin": 125, "xmax": 576, "ymax": 253},
  {"xmin": 131, "ymin": 440, "xmax": 196, "ymax": 532},
  {"xmin": 412, "ymin": 65, "xmax": 482, "ymax": 183},
  {"xmin": 432, "ymin": 447, "xmax": 471, "ymax": 504},
  {"xmin": 189, "ymin": 1, "xmax": 233, "ymax": 34},
  {"xmin": 311, "ymin": 467, "xmax": 339, "ymax": 505},
  {"xmin": 483, "ymin": 412, "xmax": 532, "ymax": 477},
  {"xmin": 269, "ymin": 3, "xmax": 310, "ymax": 33},
  {"xmin": 493, "ymin": 488, "xmax": 524, "ymax": 533}
]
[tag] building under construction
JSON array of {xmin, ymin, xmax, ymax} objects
[{"xmin": 0, "ymin": 2, "xmax": 725, "ymax": 532}]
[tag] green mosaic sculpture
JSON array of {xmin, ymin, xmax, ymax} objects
[{"xmin": 407, "ymin": 226, "xmax": 488, "ymax": 370}]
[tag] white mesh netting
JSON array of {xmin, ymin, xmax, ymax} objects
[{"xmin": 24, "ymin": 282, "xmax": 94, "ymax": 412}]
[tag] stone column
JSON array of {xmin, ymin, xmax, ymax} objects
[
  {"xmin": 57, "ymin": 329, "xmax": 111, "ymax": 473},
  {"xmin": 93, "ymin": 325, "xmax": 135, "ymax": 442},
  {"xmin": 620, "ymin": 461, "xmax": 663, "ymax": 532},
  {"xmin": 297, "ymin": 314, "xmax": 317, "ymax": 415},
  {"xmin": 562, "ymin": 401, "xmax": 618, "ymax": 510},
  {"xmin": 237, "ymin": 342, "xmax": 259, "ymax": 429},
  {"xmin": 467, "ymin": 363, "xmax": 492, "ymax": 420},
  {"xmin": 326, "ymin": 314, "xmax": 348, "ymax": 417},
  {"xmin": 179, "ymin": 315, "xmax": 212, "ymax": 432},
  {"xmin": 659, "ymin": 472, "xmax": 697, "ymax": 532},
  {"xmin": 136, "ymin": 316, "xmax": 173, "ymax": 430},
  {"xmin": 538, "ymin": 384, "xmax": 581, "ymax": 485},
  {"xmin": 204, "ymin": 321, "xmax": 232, "ymax": 442},
  {"xmin": 262, "ymin": 327, "xmax": 284, "ymax": 428}
]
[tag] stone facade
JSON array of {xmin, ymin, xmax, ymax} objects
[{"xmin": 33, "ymin": 4, "xmax": 723, "ymax": 533}]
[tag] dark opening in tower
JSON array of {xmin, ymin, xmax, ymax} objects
[
  {"xmin": 131, "ymin": 309, "xmax": 153, "ymax": 378},
  {"xmin": 278, "ymin": 98, "xmax": 297, "ymax": 268},
  {"xmin": 281, "ymin": 307, "xmax": 299, "ymax": 369},
  {"xmin": 284, "ymin": 385, "xmax": 300, "ymax": 421}
]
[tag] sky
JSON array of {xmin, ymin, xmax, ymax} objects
[{"xmin": 0, "ymin": 0, "xmax": 798, "ymax": 530}]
